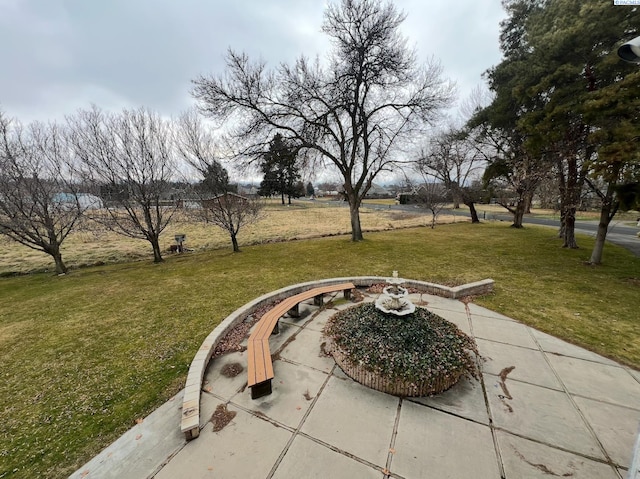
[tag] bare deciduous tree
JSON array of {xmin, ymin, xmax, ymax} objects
[
  {"xmin": 69, "ymin": 106, "xmax": 176, "ymax": 263},
  {"xmin": 413, "ymin": 181, "xmax": 448, "ymax": 229},
  {"xmin": 418, "ymin": 126, "xmax": 484, "ymax": 223},
  {"xmin": 175, "ymin": 110, "xmax": 261, "ymax": 252},
  {"xmin": 0, "ymin": 111, "xmax": 84, "ymax": 274},
  {"xmin": 202, "ymin": 193, "xmax": 261, "ymax": 252},
  {"xmin": 191, "ymin": 0, "xmax": 453, "ymax": 241}
]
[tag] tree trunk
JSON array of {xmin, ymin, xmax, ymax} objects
[
  {"xmin": 349, "ymin": 201, "xmax": 364, "ymax": 241},
  {"xmin": 150, "ymin": 237, "xmax": 164, "ymax": 263},
  {"xmin": 558, "ymin": 208, "xmax": 566, "ymax": 239},
  {"xmin": 52, "ymin": 250, "xmax": 68, "ymax": 274},
  {"xmin": 562, "ymin": 207, "xmax": 578, "ymax": 249},
  {"xmin": 466, "ymin": 201, "xmax": 480, "ymax": 223},
  {"xmin": 231, "ymin": 233, "xmax": 240, "ymax": 252},
  {"xmin": 523, "ymin": 190, "xmax": 534, "ymax": 214},
  {"xmin": 589, "ymin": 190, "xmax": 617, "ymax": 265},
  {"xmin": 452, "ymin": 192, "xmax": 461, "ymax": 209},
  {"xmin": 589, "ymin": 211, "xmax": 609, "ymax": 265},
  {"xmin": 281, "ymin": 191, "xmax": 285, "ymax": 205},
  {"xmin": 511, "ymin": 200, "xmax": 525, "ymax": 228}
]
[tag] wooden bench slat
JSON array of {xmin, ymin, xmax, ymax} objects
[
  {"xmin": 247, "ymin": 282, "xmax": 355, "ymax": 396},
  {"xmin": 249, "ymin": 282, "xmax": 355, "ymax": 342}
]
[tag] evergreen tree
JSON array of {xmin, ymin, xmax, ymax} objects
[
  {"xmin": 306, "ymin": 181, "xmax": 315, "ymax": 197},
  {"xmin": 258, "ymin": 133, "xmax": 301, "ymax": 205},
  {"xmin": 476, "ymin": 0, "xmax": 640, "ymax": 260}
]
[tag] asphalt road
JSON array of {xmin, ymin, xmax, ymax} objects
[{"xmin": 356, "ymin": 201, "xmax": 640, "ymax": 257}]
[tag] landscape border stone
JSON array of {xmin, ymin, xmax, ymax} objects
[{"xmin": 180, "ymin": 276, "xmax": 494, "ymax": 439}]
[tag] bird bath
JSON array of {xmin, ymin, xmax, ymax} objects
[{"xmin": 375, "ymin": 271, "xmax": 416, "ymax": 316}]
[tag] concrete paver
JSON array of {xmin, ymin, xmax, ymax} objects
[
  {"xmin": 300, "ymin": 375, "xmax": 398, "ymax": 468},
  {"xmin": 392, "ymin": 401, "xmax": 501, "ymax": 478},
  {"xmin": 305, "ymin": 307, "xmax": 338, "ymax": 333},
  {"xmin": 496, "ymin": 431, "xmax": 619, "ymax": 479},
  {"xmin": 278, "ymin": 328, "xmax": 335, "ymax": 373},
  {"xmin": 73, "ymin": 286, "xmax": 640, "ymax": 479},
  {"xmin": 477, "ymin": 338, "xmax": 563, "ymax": 390},
  {"xmin": 231, "ymin": 360, "xmax": 328, "ymax": 429},
  {"xmin": 271, "ymin": 435, "xmax": 382, "ymax": 479},
  {"xmin": 201, "ymin": 350, "xmax": 248, "ymax": 402},
  {"xmin": 410, "ymin": 376, "xmax": 490, "ymax": 425},
  {"xmin": 422, "ymin": 294, "xmax": 467, "ymax": 313},
  {"xmin": 530, "ymin": 329, "xmax": 619, "ymax": 366},
  {"xmin": 547, "ymin": 354, "xmax": 640, "ymax": 409},
  {"xmin": 154, "ymin": 406, "xmax": 292, "ymax": 479},
  {"xmin": 466, "ymin": 303, "xmax": 516, "ymax": 322},
  {"xmin": 485, "ymin": 374, "xmax": 606, "ymax": 459},
  {"xmin": 428, "ymin": 308, "xmax": 471, "ymax": 335},
  {"xmin": 471, "ymin": 314, "xmax": 538, "ymax": 349},
  {"xmin": 574, "ymin": 396, "xmax": 640, "ymax": 467},
  {"xmin": 278, "ymin": 300, "xmax": 316, "ymax": 328}
]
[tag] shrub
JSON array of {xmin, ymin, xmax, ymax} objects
[{"xmin": 324, "ymin": 303, "xmax": 479, "ymax": 392}]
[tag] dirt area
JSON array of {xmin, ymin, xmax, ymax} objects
[{"xmin": 210, "ymin": 403, "xmax": 237, "ymax": 432}]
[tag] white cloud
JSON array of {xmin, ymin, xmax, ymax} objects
[{"xmin": 0, "ymin": 0, "xmax": 506, "ymax": 124}]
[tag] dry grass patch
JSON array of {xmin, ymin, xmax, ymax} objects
[{"xmin": 0, "ymin": 201, "xmax": 454, "ymax": 274}]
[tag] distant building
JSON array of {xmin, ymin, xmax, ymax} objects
[
  {"xmin": 364, "ymin": 183, "xmax": 393, "ymax": 199},
  {"xmin": 237, "ymin": 184, "xmax": 259, "ymax": 197},
  {"xmin": 53, "ymin": 193, "xmax": 104, "ymax": 209}
]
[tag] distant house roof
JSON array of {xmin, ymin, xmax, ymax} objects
[
  {"xmin": 365, "ymin": 183, "xmax": 392, "ymax": 197},
  {"xmin": 237, "ymin": 185, "xmax": 259, "ymax": 196}
]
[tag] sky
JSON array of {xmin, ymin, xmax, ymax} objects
[{"xmin": 0, "ymin": 0, "xmax": 507, "ymax": 124}]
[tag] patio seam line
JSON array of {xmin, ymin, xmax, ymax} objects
[
  {"xmin": 529, "ymin": 327, "xmax": 618, "ymax": 468},
  {"xmin": 466, "ymin": 301, "xmax": 507, "ymax": 479},
  {"xmin": 567, "ymin": 393, "xmax": 640, "ymax": 413},
  {"xmin": 626, "ymin": 367, "xmax": 640, "ymax": 385},
  {"xmin": 543, "ymin": 350, "xmax": 627, "ymax": 368},
  {"xmin": 482, "ymin": 371, "xmax": 564, "ymax": 393},
  {"xmin": 264, "ymin": 291, "xmax": 347, "ymax": 479},
  {"xmin": 474, "ymin": 335, "xmax": 540, "ymax": 352},
  {"xmin": 383, "ymin": 398, "xmax": 403, "ymax": 478},
  {"xmin": 294, "ymin": 429, "xmax": 392, "ymax": 476},
  {"xmin": 492, "ymin": 426, "xmax": 625, "ymax": 469},
  {"xmin": 264, "ymin": 363, "xmax": 336, "ymax": 479},
  {"xmin": 278, "ymin": 291, "xmax": 401, "ymax": 477},
  {"xmin": 225, "ymin": 397, "xmax": 297, "ymax": 434}
]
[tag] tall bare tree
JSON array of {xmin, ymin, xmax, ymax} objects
[
  {"xmin": 69, "ymin": 106, "xmax": 176, "ymax": 263},
  {"xmin": 175, "ymin": 110, "xmax": 261, "ymax": 252},
  {"xmin": 0, "ymin": 111, "xmax": 84, "ymax": 274},
  {"xmin": 191, "ymin": 0, "xmax": 453, "ymax": 241}
]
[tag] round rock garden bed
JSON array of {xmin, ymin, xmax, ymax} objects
[{"xmin": 324, "ymin": 303, "xmax": 480, "ymax": 397}]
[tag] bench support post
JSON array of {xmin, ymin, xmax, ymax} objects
[
  {"xmin": 272, "ymin": 320, "xmax": 280, "ymax": 335},
  {"xmin": 250, "ymin": 379, "xmax": 272, "ymax": 399},
  {"xmin": 287, "ymin": 304, "xmax": 300, "ymax": 318},
  {"xmin": 313, "ymin": 294, "xmax": 324, "ymax": 306},
  {"xmin": 343, "ymin": 288, "xmax": 352, "ymax": 300}
]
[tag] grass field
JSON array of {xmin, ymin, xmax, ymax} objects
[
  {"xmin": 0, "ymin": 208, "xmax": 639, "ymax": 478},
  {"xmin": 0, "ymin": 200, "xmax": 447, "ymax": 275}
]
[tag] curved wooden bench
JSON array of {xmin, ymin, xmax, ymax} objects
[{"xmin": 247, "ymin": 282, "xmax": 355, "ymax": 399}]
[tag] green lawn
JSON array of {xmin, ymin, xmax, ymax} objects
[{"xmin": 1, "ymin": 222, "xmax": 639, "ymax": 478}]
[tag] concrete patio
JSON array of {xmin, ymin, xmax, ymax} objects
[{"xmin": 71, "ymin": 289, "xmax": 640, "ymax": 479}]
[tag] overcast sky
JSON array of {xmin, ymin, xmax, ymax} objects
[{"xmin": 0, "ymin": 0, "xmax": 507, "ymax": 124}]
